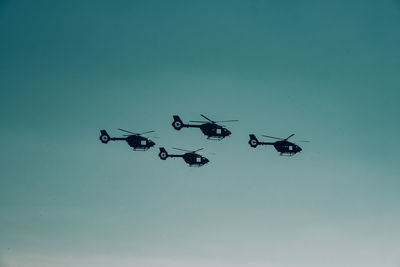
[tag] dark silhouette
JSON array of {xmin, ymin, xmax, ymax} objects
[
  {"xmin": 158, "ymin": 147, "xmax": 209, "ymax": 167},
  {"xmin": 99, "ymin": 129, "xmax": 156, "ymax": 150},
  {"xmin": 249, "ymin": 134, "xmax": 309, "ymax": 156},
  {"xmin": 172, "ymin": 114, "xmax": 238, "ymax": 140}
]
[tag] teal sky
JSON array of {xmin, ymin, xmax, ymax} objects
[{"xmin": 1, "ymin": 1, "xmax": 400, "ymax": 266}]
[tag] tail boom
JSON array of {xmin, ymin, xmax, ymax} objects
[
  {"xmin": 158, "ymin": 147, "xmax": 183, "ymax": 159},
  {"xmin": 172, "ymin": 115, "xmax": 201, "ymax": 130},
  {"xmin": 249, "ymin": 134, "xmax": 274, "ymax": 147}
]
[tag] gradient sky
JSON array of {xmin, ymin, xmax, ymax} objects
[{"xmin": 1, "ymin": 1, "xmax": 400, "ymax": 266}]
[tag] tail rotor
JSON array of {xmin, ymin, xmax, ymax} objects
[
  {"xmin": 248, "ymin": 134, "xmax": 259, "ymax": 148},
  {"xmin": 172, "ymin": 115, "xmax": 184, "ymax": 130},
  {"xmin": 158, "ymin": 147, "xmax": 169, "ymax": 160},
  {"xmin": 99, "ymin": 130, "xmax": 111, "ymax": 144}
]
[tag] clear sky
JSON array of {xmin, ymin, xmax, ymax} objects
[{"xmin": 1, "ymin": 1, "xmax": 400, "ymax": 266}]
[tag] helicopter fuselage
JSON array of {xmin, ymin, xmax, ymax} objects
[
  {"xmin": 199, "ymin": 123, "xmax": 231, "ymax": 139},
  {"xmin": 182, "ymin": 152, "xmax": 209, "ymax": 166},
  {"xmin": 273, "ymin": 140, "xmax": 302, "ymax": 155},
  {"xmin": 125, "ymin": 135, "xmax": 155, "ymax": 150}
]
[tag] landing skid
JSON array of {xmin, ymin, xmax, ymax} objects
[
  {"xmin": 279, "ymin": 152, "xmax": 296, "ymax": 156},
  {"xmin": 189, "ymin": 164, "xmax": 205, "ymax": 167},
  {"xmin": 206, "ymin": 136, "xmax": 225, "ymax": 141},
  {"xmin": 132, "ymin": 147, "xmax": 151, "ymax": 151}
]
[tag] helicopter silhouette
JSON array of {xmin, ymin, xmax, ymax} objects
[
  {"xmin": 172, "ymin": 114, "xmax": 238, "ymax": 140},
  {"xmin": 158, "ymin": 147, "xmax": 209, "ymax": 167},
  {"xmin": 99, "ymin": 128, "xmax": 156, "ymax": 150},
  {"xmin": 248, "ymin": 134, "xmax": 308, "ymax": 156}
]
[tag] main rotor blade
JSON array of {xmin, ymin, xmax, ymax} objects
[
  {"xmin": 138, "ymin": 130, "xmax": 155, "ymax": 135},
  {"xmin": 200, "ymin": 114, "xmax": 215, "ymax": 123},
  {"xmin": 261, "ymin": 135, "xmax": 283, "ymax": 140},
  {"xmin": 215, "ymin": 120, "xmax": 239, "ymax": 123},
  {"xmin": 189, "ymin": 120, "xmax": 208, "ymax": 123},
  {"xmin": 118, "ymin": 128, "xmax": 137, "ymax": 135},
  {"xmin": 172, "ymin": 147, "xmax": 192, "ymax": 152},
  {"xmin": 193, "ymin": 148, "xmax": 204, "ymax": 153},
  {"xmin": 296, "ymin": 140, "xmax": 310, "ymax": 143},
  {"xmin": 284, "ymin": 134, "xmax": 295, "ymax": 140}
]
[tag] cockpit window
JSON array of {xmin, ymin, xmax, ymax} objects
[
  {"xmin": 216, "ymin": 129, "xmax": 221, "ymax": 134},
  {"xmin": 141, "ymin": 140, "xmax": 147, "ymax": 145},
  {"xmin": 196, "ymin": 157, "xmax": 201, "ymax": 163},
  {"xmin": 289, "ymin": 145, "xmax": 293, "ymax": 151}
]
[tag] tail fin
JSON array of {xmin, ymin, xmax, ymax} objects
[
  {"xmin": 99, "ymin": 130, "xmax": 111, "ymax": 144},
  {"xmin": 158, "ymin": 147, "xmax": 169, "ymax": 160},
  {"xmin": 249, "ymin": 134, "xmax": 259, "ymax": 148},
  {"xmin": 172, "ymin": 115, "xmax": 184, "ymax": 130}
]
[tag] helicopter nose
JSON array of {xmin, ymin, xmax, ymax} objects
[
  {"xmin": 226, "ymin": 130, "xmax": 231, "ymax": 136},
  {"xmin": 204, "ymin": 158, "xmax": 209, "ymax": 164},
  {"xmin": 150, "ymin": 141, "xmax": 155, "ymax": 146}
]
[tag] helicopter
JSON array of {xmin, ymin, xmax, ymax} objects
[
  {"xmin": 158, "ymin": 147, "xmax": 209, "ymax": 167},
  {"xmin": 172, "ymin": 114, "xmax": 238, "ymax": 140},
  {"xmin": 99, "ymin": 128, "xmax": 156, "ymax": 150},
  {"xmin": 248, "ymin": 133, "xmax": 308, "ymax": 156}
]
